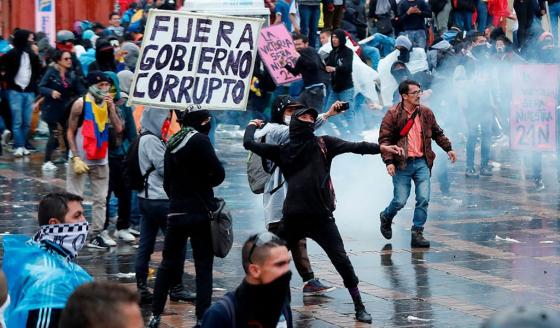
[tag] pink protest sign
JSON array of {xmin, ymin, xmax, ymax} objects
[
  {"xmin": 510, "ymin": 64, "xmax": 558, "ymax": 152},
  {"xmin": 257, "ymin": 24, "xmax": 301, "ymax": 85}
]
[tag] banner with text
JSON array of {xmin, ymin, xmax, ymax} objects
[
  {"xmin": 257, "ymin": 24, "xmax": 301, "ymax": 85},
  {"xmin": 510, "ymin": 64, "xmax": 558, "ymax": 152},
  {"xmin": 35, "ymin": 0, "xmax": 56, "ymax": 47},
  {"xmin": 129, "ymin": 10, "xmax": 263, "ymax": 110}
]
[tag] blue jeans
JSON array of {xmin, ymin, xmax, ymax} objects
[
  {"xmin": 382, "ymin": 158, "xmax": 431, "ymax": 231},
  {"xmin": 549, "ymin": 2, "xmax": 560, "ymax": 43},
  {"xmin": 454, "ymin": 10, "xmax": 473, "ymax": 32},
  {"xmin": 403, "ymin": 30, "xmax": 427, "ymax": 49},
  {"xmin": 299, "ymin": 4, "xmax": 321, "ymax": 48},
  {"xmin": 325, "ymin": 87, "xmax": 356, "ymax": 134},
  {"xmin": 363, "ymin": 33, "xmax": 396, "ymax": 57},
  {"xmin": 476, "ymin": 0, "xmax": 492, "ymax": 32},
  {"xmin": 135, "ymin": 198, "xmax": 185, "ymax": 284},
  {"xmin": 361, "ymin": 45, "xmax": 381, "ymax": 70},
  {"xmin": 466, "ymin": 112, "xmax": 492, "ymax": 169},
  {"xmin": 8, "ymin": 90, "xmax": 34, "ymax": 148}
]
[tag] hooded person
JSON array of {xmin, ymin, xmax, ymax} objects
[
  {"xmin": 148, "ymin": 106, "xmax": 225, "ymax": 327},
  {"xmin": 324, "ymin": 29, "xmax": 356, "ymax": 136},
  {"xmin": 135, "ymin": 108, "xmax": 195, "ymax": 305},
  {"xmin": 2, "ymin": 193, "xmax": 93, "ymax": 328},
  {"xmin": 117, "ymin": 69, "xmax": 134, "ymax": 96},
  {"xmin": 243, "ymin": 107, "xmax": 403, "ymax": 324},
  {"xmin": 253, "ymin": 96, "xmax": 343, "ymax": 296},
  {"xmin": 103, "ymin": 71, "xmax": 138, "ymax": 243},
  {"xmin": 121, "ymin": 41, "xmax": 140, "ymax": 71},
  {"xmin": 88, "ymin": 38, "xmax": 117, "ymax": 73},
  {"xmin": 0, "ymin": 29, "xmax": 42, "ymax": 157}
]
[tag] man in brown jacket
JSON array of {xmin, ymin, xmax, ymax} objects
[{"xmin": 378, "ymin": 80, "xmax": 456, "ymax": 248}]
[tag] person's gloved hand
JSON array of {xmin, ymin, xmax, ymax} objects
[{"xmin": 72, "ymin": 156, "xmax": 89, "ymax": 175}]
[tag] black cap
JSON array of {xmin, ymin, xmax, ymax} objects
[
  {"xmin": 271, "ymin": 95, "xmax": 305, "ymax": 124},
  {"xmin": 293, "ymin": 107, "xmax": 318, "ymax": 121},
  {"xmin": 86, "ymin": 71, "xmax": 112, "ymax": 87}
]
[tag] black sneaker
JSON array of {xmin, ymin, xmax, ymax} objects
[
  {"xmin": 380, "ymin": 211, "xmax": 392, "ymax": 239},
  {"xmin": 147, "ymin": 315, "xmax": 161, "ymax": 328},
  {"xmin": 302, "ymin": 278, "xmax": 336, "ymax": 296},
  {"xmin": 465, "ymin": 168, "xmax": 479, "ymax": 178},
  {"xmin": 87, "ymin": 235, "xmax": 111, "ymax": 249},
  {"xmin": 534, "ymin": 177, "xmax": 545, "ymax": 191},
  {"xmin": 355, "ymin": 304, "xmax": 373, "ymax": 323},
  {"xmin": 169, "ymin": 285, "xmax": 196, "ymax": 302},
  {"xmin": 480, "ymin": 166, "xmax": 493, "ymax": 176},
  {"xmin": 411, "ymin": 230, "xmax": 430, "ymax": 248}
]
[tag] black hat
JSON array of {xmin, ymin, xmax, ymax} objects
[
  {"xmin": 293, "ymin": 107, "xmax": 318, "ymax": 121},
  {"xmin": 271, "ymin": 95, "xmax": 305, "ymax": 124},
  {"xmin": 86, "ymin": 71, "xmax": 112, "ymax": 87}
]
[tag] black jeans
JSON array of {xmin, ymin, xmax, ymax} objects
[
  {"xmin": 44, "ymin": 121, "xmax": 68, "ymax": 162},
  {"xmin": 152, "ymin": 213, "xmax": 214, "ymax": 319},
  {"xmin": 268, "ymin": 221, "xmax": 314, "ymax": 282},
  {"xmin": 278, "ymin": 216, "xmax": 359, "ymax": 288},
  {"xmin": 135, "ymin": 198, "xmax": 186, "ymax": 285},
  {"xmin": 104, "ymin": 156, "xmax": 132, "ymax": 230}
]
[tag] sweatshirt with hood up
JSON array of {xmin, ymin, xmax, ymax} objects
[
  {"xmin": 138, "ymin": 108, "xmax": 168, "ymax": 200},
  {"xmin": 325, "ymin": 29, "xmax": 354, "ymax": 93}
]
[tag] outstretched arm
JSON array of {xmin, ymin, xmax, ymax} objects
[{"xmin": 243, "ymin": 122, "xmax": 282, "ymax": 164}]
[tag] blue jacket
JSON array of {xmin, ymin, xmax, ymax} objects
[{"xmin": 3, "ymin": 235, "xmax": 92, "ymax": 328}]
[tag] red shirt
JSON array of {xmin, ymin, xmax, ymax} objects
[{"xmin": 405, "ymin": 108, "xmax": 424, "ymax": 157}]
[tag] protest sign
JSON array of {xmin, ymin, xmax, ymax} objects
[
  {"xmin": 257, "ymin": 24, "xmax": 301, "ymax": 85},
  {"xmin": 129, "ymin": 10, "xmax": 263, "ymax": 110},
  {"xmin": 510, "ymin": 64, "xmax": 558, "ymax": 152}
]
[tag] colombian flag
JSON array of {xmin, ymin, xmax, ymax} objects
[{"xmin": 81, "ymin": 95, "xmax": 109, "ymax": 160}]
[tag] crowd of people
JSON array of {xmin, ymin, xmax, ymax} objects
[{"xmin": 0, "ymin": 0, "xmax": 559, "ymax": 327}]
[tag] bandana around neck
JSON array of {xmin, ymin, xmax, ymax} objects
[{"xmin": 33, "ymin": 221, "xmax": 89, "ymax": 259}]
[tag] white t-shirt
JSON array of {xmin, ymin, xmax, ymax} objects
[{"xmin": 15, "ymin": 52, "xmax": 31, "ymax": 90}]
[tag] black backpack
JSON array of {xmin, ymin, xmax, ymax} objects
[
  {"xmin": 246, "ymin": 136, "xmax": 277, "ymax": 194},
  {"xmin": 124, "ymin": 131, "xmax": 156, "ymax": 195}
]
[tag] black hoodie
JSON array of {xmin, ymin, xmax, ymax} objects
[
  {"xmin": 324, "ymin": 29, "xmax": 354, "ymax": 93},
  {"xmin": 0, "ymin": 30, "xmax": 42, "ymax": 93},
  {"xmin": 243, "ymin": 109, "xmax": 380, "ymax": 219},
  {"xmin": 284, "ymin": 47, "xmax": 329, "ymax": 87}
]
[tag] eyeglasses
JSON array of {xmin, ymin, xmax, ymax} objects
[
  {"xmin": 62, "ymin": 57, "xmax": 72, "ymax": 61},
  {"xmin": 407, "ymin": 89, "xmax": 423, "ymax": 96},
  {"xmin": 248, "ymin": 232, "xmax": 281, "ymax": 264}
]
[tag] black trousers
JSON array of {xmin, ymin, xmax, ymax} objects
[
  {"xmin": 44, "ymin": 121, "xmax": 68, "ymax": 162},
  {"xmin": 277, "ymin": 216, "xmax": 359, "ymax": 288},
  {"xmin": 104, "ymin": 156, "xmax": 132, "ymax": 230},
  {"xmin": 298, "ymin": 86, "xmax": 325, "ymax": 113},
  {"xmin": 268, "ymin": 221, "xmax": 314, "ymax": 282},
  {"xmin": 152, "ymin": 214, "xmax": 214, "ymax": 319}
]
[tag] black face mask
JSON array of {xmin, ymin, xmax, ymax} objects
[
  {"xmin": 471, "ymin": 45, "xmax": 488, "ymax": 60},
  {"xmin": 241, "ymin": 271, "xmax": 292, "ymax": 328},
  {"xmin": 194, "ymin": 120, "xmax": 211, "ymax": 135},
  {"xmin": 398, "ymin": 48, "xmax": 410, "ymax": 63}
]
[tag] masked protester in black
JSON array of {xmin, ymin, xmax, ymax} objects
[
  {"xmin": 202, "ymin": 233, "xmax": 293, "ymax": 327},
  {"xmin": 243, "ymin": 108, "xmax": 403, "ymax": 324},
  {"xmin": 147, "ymin": 109, "xmax": 225, "ymax": 328}
]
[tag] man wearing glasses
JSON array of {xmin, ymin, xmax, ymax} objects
[
  {"xmin": 201, "ymin": 232, "xmax": 293, "ymax": 327},
  {"xmin": 379, "ymin": 79, "xmax": 456, "ymax": 248}
]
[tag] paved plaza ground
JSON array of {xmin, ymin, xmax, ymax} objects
[{"xmin": 1, "ymin": 128, "xmax": 560, "ymax": 327}]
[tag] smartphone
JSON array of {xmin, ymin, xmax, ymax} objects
[{"xmin": 335, "ymin": 102, "xmax": 350, "ymax": 112}]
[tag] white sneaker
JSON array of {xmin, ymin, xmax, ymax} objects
[
  {"xmin": 114, "ymin": 229, "xmax": 136, "ymax": 242},
  {"xmin": 100, "ymin": 230, "xmax": 117, "ymax": 246},
  {"xmin": 128, "ymin": 227, "xmax": 140, "ymax": 237},
  {"xmin": 1, "ymin": 130, "xmax": 10, "ymax": 146},
  {"xmin": 41, "ymin": 161, "xmax": 58, "ymax": 171},
  {"xmin": 13, "ymin": 147, "xmax": 24, "ymax": 157},
  {"xmin": 22, "ymin": 148, "xmax": 30, "ymax": 156}
]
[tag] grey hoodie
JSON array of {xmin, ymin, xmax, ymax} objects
[{"xmin": 138, "ymin": 108, "xmax": 168, "ymax": 200}]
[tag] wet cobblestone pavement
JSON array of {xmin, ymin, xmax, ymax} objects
[{"xmin": 1, "ymin": 128, "xmax": 560, "ymax": 327}]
